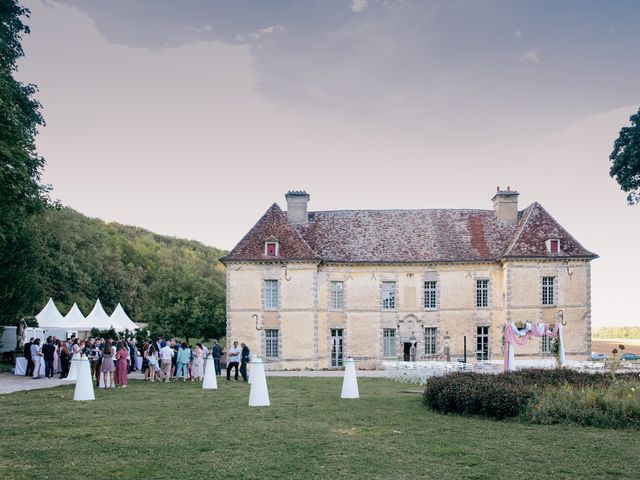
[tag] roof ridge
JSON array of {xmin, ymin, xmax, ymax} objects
[
  {"xmin": 503, "ymin": 202, "xmax": 537, "ymax": 257},
  {"xmin": 309, "ymin": 208, "xmax": 496, "ymax": 214}
]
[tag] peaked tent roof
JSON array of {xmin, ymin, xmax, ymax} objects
[
  {"xmin": 222, "ymin": 201, "xmax": 597, "ymax": 264},
  {"xmin": 110, "ymin": 303, "xmax": 138, "ymax": 331},
  {"xmin": 220, "ymin": 203, "xmax": 320, "ymax": 262},
  {"xmin": 36, "ymin": 298, "xmax": 66, "ymax": 328},
  {"xmin": 74, "ymin": 299, "xmax": 114, "ymax": 330},
  {"xmin": 64, "ymin": 303, "xmax": 85, "ymax": 329}
]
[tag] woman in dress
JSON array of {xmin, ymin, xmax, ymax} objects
[
  {"xmin": 59, "ymin": 341, "xmax": 70, "ymax": 379},
  {"xmin": 115, "ymin": 340, "xmax": 129, "ymax": 388},
  {"xmin": 53, "ymin": 339, "xmax": 60, "ymax": 375},
  {"xmin": 100, "ymin": 340, "xmax": 116, "ymax": 388},
  {"xmin": 191, "ymin": 343, "xmax": 204, "ymax": 381}
]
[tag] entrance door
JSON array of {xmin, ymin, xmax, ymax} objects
[
  {"xmin": 403, "ymin": 342, "xmax": 412, "ymax": 361},
  {"xmin": 330, "ymin": 329, "xmax": 344, "ymax": 367}
]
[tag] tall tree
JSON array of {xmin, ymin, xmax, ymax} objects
[
  {"xmin": 609, "ymin": 108, "xmax": 640, "ymax": 205},
  {"xmin": 0, "ymin": 1, "xmax": 50, "ymax": 324}
]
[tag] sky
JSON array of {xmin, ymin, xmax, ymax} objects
[{"xmin": 16, "ymin": 0, "xmax": 640, "ymax": 326}]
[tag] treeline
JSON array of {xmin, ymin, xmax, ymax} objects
[
  {"xmin": 592, "ymin": 327, "xmax": 640, "ymax": 339},
  {"xmin": 5, "ymin": 207, "xmax": 228, "ymax": 340}
]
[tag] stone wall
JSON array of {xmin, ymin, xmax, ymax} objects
[{"xmin": 226, "ymin": 259, "xmax": 592, "ymax": 369}]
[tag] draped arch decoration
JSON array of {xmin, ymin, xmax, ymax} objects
[{"xmin": 503, "ymin": 322, "xmax": 565, "ymax": 372}]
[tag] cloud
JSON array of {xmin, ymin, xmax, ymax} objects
[
  {"xmin": 193, "ymin": 25, "xmax": 212, "ymax": 33},
  {"xmin": 519, "ymin": 46, "xmax": 539, "ymax": 63},
  {"xmin": 351, "ymin": 0, "xmax": 368, "ymax": 13},
  {"xmin": 236, "ymin": 24, "xmax": 286, "ymax": 42},
  {"xmin": 514, "ymin": 30, "xmax": 522, "ymax": 40}
]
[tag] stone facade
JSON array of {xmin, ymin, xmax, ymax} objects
[{"xmin": 222, "ymin": 189, "xmax": 596, "ymax": 369}]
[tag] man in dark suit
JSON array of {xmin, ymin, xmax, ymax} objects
[
  {"xmin": 42, "ymin": 336, "xmax": 56, "ymax": 378},
  {"xmin": 240, "ymin": 342, "xmax": 250, "ymax": 382},
  {"xmin": 211, "ymin": 340, "xmax": 223, "ymax": 376},
  {"xmin": 24, "ymin": 337, "xmax": 34, "ymax": 377}
]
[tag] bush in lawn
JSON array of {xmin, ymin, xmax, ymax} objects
[
  {"xmin": 422, "ymin": 369, "xmax": 639, "ymax": 420},
  {"xmin": 523, "ymin": 381, "xmax": 640, "ymax": 429}
]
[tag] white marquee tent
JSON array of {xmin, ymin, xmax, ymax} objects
[
  {"xmin": 36, "ymin": 298, "xmax": 66, "ymax": 328},
  {"xmin": 110, "ymin": 303, "xmax": 138, "ymax": 331},
  {"xmin": 73, "ymin": 299, "xmax": 114, "ymax": 331},
  {"xmin": 64, "ymin": 303, "xmax": 85, "ymax": 328}
]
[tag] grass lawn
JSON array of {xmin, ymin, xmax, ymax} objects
[{"xmin": 0, "ymin": 378, "xmax": 637, "ymax": 480}]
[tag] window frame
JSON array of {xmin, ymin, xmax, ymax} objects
[
  {"xmin": 546, "ymin": 239, "xmax": 561, "ymax": 254},
  {"xmin": 424, "ymin": 327, "xmax": 438, "ymax": 355},
  {"xmin": 542, "ymin": 276, "xmax": 555, "ymax": 306},
  {"xmin": 381, "ymin": 281, "xmax": 396, "ymax": 310},
  {"xmin": 424, "ymin": 280, "xmax": 437, "ymax": 309},
  {"xmin": 329, "ymin": 281, "xmax": 345, "ymax": 310},
  {"xmin": 541, "ymin": 335, "xmax": 554, "ymax": 354},
  {"xmin": 263, "ymin": 279, "xmax": 279, "ymax": 310},
  {"xmin": 382, "ymin": 328, "xmax": 396, "ymax": 357},
  {"xmin": 475, "ymin": 279, "xmax": 489, "ymax": 308},
  {"xmin": 476, "ymin": 325, "xmax": 490, "ymax": 360},
  {"xmin": 265, "ymin": 329, "xmax": 279, "ymax": 358},
  {"xmin": 264, "ymin": 241, "xmax": 279, "ymax": 257}
]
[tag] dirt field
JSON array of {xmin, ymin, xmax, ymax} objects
[{"xmin": 592, "ymin": 339, "xmax": 640, "ymax": 355}]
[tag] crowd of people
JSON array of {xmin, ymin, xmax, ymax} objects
[{"xmin": 22, "ymin": 335, "xmax": 252, "ymax": 387}]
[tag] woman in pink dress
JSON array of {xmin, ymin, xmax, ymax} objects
[{"xmin": 115, "ymin": 341, "xmax": 129, "ymax": 388}]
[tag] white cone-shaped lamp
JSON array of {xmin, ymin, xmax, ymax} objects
[
  {"xmin": 248, "ymin": 357, "xmax": 270, "ymax": 407},
  {"xmin": 341, "ymin": 357, "xmax": 359, "ymax": 399},
  {"xmin": 73, "ymin": 357, "xmax": 95, "ymax": 401},
  {"xmin": 99, "ymin": 371, "xmax": 105, "ymax": 388},
  {"xmin": 66, "ymin": 356, "xmax": 79, "ymax": 382},
  {"xmin": 203, "ymin": 355, "xmax": 218, "ymax": 390}
]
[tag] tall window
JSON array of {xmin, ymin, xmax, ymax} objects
[
  {"xmin": 476, "ymin": 279, "xmax": 489, "ymax": 308},
  {"xmin": 265, "ymin": 329, "xmax": 279, "ymax": 358},
  {"xmin": 476, "ymin": 326, "xmax": 489, "ymax": 360},
  {"xmin": 264, "ymin": 280, "xmax": 279, "ymax": 310},
  {"xmin": 330, "ymin": 328, "xmax": 344, "ymax": 367},
  {"xmin": 382, "ymin": 282, "xmax": 396, "ymax": 310},
  {"xmin": 424, "ymin": 281, "xmax": 437, "ymax": 309},
  {"xmin": 424, "ymin": 327, "xmax": 438, "ymax": 355},
  {"xmin": 542, "ymin": 277, "xmax": 555, "ymax": 306},
  {"xmin": 541, "ymin": 335, "xmax": 554, "ymax": 354},
  {"xmin": 383, "ymin": 329, "xmax": 396, "ymax": 357},
  {"xmin": 329, "ymin": 281, "xmax": 344, "ymax": 310}
]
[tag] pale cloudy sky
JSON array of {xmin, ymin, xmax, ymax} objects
[{"xmin": 17, "ymin": 0, "xmax": 640, "ymax": 326}]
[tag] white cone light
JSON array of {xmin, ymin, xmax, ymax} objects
[
  {"xmin": 248, "ymin": 357, "xmax": 270, "ymax": 407},
  {"xmin": 341, "ymin": 357, "xmax": 359, "ymax": 399},
  {"xmin": 99, "ymin": 371, "xmax": 105, "ymax": 388},
  {"xmin": 73, "ymin": 357, "xmax": 95, "ymax": 401},
  {"xmin": 66, "ymin": 356, "xmax": 79, "ymax": 382},
  {"xmin": 203, "ymin": 355, "xmax": 218, "ymax": 390}
]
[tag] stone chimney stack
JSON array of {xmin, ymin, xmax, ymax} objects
[
  {"xmin": 492, "ymin": 186, "xmax": 519, "ymax": 224},
  {"xmin": 285, "ymin": 191, "xmax": 310, "ymax": 224}
]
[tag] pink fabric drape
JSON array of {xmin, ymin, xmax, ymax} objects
[{"xmin": 503, "ymin": 323, "xmax": 560, "ymax": 371}]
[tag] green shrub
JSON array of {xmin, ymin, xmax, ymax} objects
[
  {"xmin": 523, "ymin": 382, "xmax": 640, "ymax": 429},
  {"xmin": 422, "ymin": 369, "xmax": 639, "ymax": 421}
]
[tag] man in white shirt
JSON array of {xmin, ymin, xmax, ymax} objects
[
  {"xmin": 226, "ymin": 341, "xmax": 241, "ymax": 381},
  {"xmin": 159, "ymin": 342, "xmax": 174, "ymax": 382}
]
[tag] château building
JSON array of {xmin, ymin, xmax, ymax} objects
[{"xmin": 220, "ymin": 189, "xmax": 596, "ymax": 369}]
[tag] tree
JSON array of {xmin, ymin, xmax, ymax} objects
[
  {"xmin": 0, "ymin": 1, "xmax": 50, "ymax": 325},
  {"xmin": 609, "ymin": 108, "xmax": 640, "ymax": 205}
]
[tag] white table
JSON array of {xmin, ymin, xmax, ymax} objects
[{"xmin": 14, "ymin": 357, "xmax": 46, "ymax": 376}]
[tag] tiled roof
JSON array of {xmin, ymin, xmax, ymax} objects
[
  {"xmin": 221, "ymin": 202, "xmax": 597, "ymax": 264},
  {"xmin": 503, "ymin": 202, "xmax": 596, "ymax": 258},
  {"xmin": 220, "ymin": 204, "xmax": 319, "ymax": 262}
]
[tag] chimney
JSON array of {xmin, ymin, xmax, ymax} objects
[
  {"xmin": 491, "ymin": 186, "xmax": 519, "ymax": 223},
  {"xmin": 285, "ymin": 191, "xmax": 310, "ymax": 224}
]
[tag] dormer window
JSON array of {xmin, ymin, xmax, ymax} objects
[
  {"xmin": 265, "ymin": 241, "xmax": 279, "ymax": 257},
  {"xmin": 546, "ymin": 239, "xmax": 560, "ymax": 254}
]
